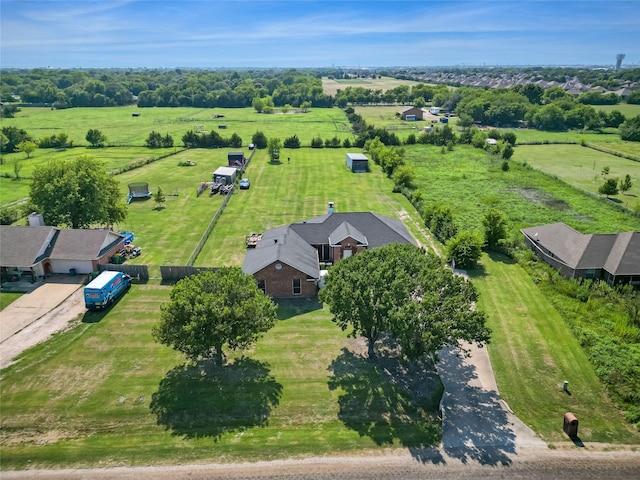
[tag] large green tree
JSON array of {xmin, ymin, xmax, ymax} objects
[
  {"xmin": 319, "ymin": 244, "xmax": 490, "ymax": 360},
  {"xmin": 446, "ymin": 231, "xmax": 483, "ymax": 269},
  {"xmin": 29, "ymin": 156, "xmax": 126, "ymax": 228},
  {"xmin": 482, "ymin": 209, "xmax": 508, "ymax": 250},
  {"xmin": 153, "ymin": 268, "xmax": 277, "ymax": 364},
  {"xmin": 85, "ymin": 128, "xmax": 107, "ymax": 147}
]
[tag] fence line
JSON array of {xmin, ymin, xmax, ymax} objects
[
  {"xmin": 160, "ymin": 265, "xmax": 218, "ymax": 282},
  {"xmin": 98, "ymin": 263, "xmax": 149, "ymax": 281},
  {"xmin": 186, "ymin": 148, "xmax": 257, "ymax": 266}
]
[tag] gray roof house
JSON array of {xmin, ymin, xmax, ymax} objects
[
  {"xmin": 521, "ymin": 223, "xmax": 640, "ymax": 285},
  {"xmin": 0, "ymin": 225, "xmax": 125, "ymax": 278},
  {"xmin": 242, "ymin": 211, "xmax": 415, "ymax": 297}
]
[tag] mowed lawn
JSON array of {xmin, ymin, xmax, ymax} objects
[
  {"xmin": 0, "ymin": 286, "xmax": 442, "ymax": 469},
  {"xmin": 471, "ymin": 253, "xmax": 640, "ymax": 444},
  {"xmin": 195, "ymin": 147, "xmax": 427, "ymax": 267},
  {"xmin": 514, "ymin": 144, "xmax": 640, "ymax": 202}
]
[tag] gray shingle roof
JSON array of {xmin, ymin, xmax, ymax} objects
[
  {"xmin": 242, "ymin": 226, "xmax": 319, "ymax": 278},
  {"xmin": 328, "ymin": 221, "xmax": 368, "ymax": 246},
  {"xmin": 243, "ymin": 212, "xmax": 415, "ymax": 279},
  {"xmin": 604, "ymin": 232, "xmax": 640, "ymax": 275},
  {"xmin": 50, "ymin": 229, "xmax": 124, "ymax": 261},
  {"xmin": 521, "ymin": 223, "xmax": 640, "ymax": 276},
  {"xmin": 290, "ymin": 212, "xmax": 414, "ymax": 248},
  {"xmin": 0, "ymin": 226, "xmax": 57, "ymax": 268}
]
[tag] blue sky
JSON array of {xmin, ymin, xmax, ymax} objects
[{"xmin": 1, "ymin": 0, "xmax": 638, "ymax": 68}]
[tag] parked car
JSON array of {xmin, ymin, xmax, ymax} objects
[{"xmin": 240, "ymin": 178, "xmax": 250, "ymax": 189}]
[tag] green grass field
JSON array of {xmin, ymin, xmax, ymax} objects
[
  {"xmin": 0, "ymin": 292, "xmax": 22, "ymax": 310},
  {"xmin": 0, "ymin": 147, "xmax": 177, "ymax": 206},
  {"xmin": 472, "ymin": 253, "xmax": 640, "ymax": 444},
  {"xmin": 2, "ymin": 106, "xmax": 640, "ymax": 470},
  {"xmin": 4, "ymin": 106, "xmax": 353, "ymax": 150},
  {"xmin": 0, "ymin": 279, "xmax": 442, "ymax": 468},
  {"xmin": 514, "ymin": 144, "xmax": 640, "ymax": 202},
  {"xmin": 595, "ymin": 103, "xmax": 640, "ymax": 118}
]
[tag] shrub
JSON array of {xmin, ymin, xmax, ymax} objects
[{"xmin": 283, "ymin": 134, "xmax": 301, "ymax": 149}]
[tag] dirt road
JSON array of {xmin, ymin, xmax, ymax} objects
[{"xmin": 3, "ymin": 447, "xmax": 640, "ymax": 480}]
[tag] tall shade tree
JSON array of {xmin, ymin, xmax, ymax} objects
[
  {"xmin": 319, "ymin": 244, "xmax": 490, "ymax": 360},
  {"xmin": 153, "ymin": 268, "xmax": 277, "ymax": 364},
  {"xmin": 29, "ymin": 156, "xmax": 126, "ymax": 228}
]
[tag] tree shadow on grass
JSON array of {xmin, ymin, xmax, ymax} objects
[
  {"xmin": 150, "ymin": 356, "xmax": 282, "ymax": 440},
  {"xmin": 437, "ymin": 346, "xmax": 516, "ymax": 466},
  {"xmin": 328, "ymin": 348, "xmax": 445, "ymax": 464},
  {"xmin": 275, "ymin": 297, "xmax": 323, "ymax": 320}
]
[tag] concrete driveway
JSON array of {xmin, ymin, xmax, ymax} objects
[
  {"xmin": 0, "ymin": 276, "xmax": 84, "ymax": 343},
  {"xmin": 436, "ymin": 342, "xmax": 546, "ymax": 465}
]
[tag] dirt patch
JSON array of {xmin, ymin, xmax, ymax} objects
[{"xmin": 510, "ymin": 187, "xmax": 572, "ymax": 211}]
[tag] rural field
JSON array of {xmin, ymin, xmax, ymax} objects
[
  {"xmin": 321, "ymin": 76, "xmax": 424, "ymax": 96},
  {"xmin": 2, "ymin": 105, "xmax": 640, "ymax": 470},
  {"xmin": 514, "ymin": 144, "xmax": 640, "ymax": 203}
]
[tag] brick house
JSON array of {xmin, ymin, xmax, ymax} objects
[
  {"xmin": 242, "ymin": 211, "xmax": 415, "ymax": 298},
  {"xmin": 521, "ymin": 222, "xmax": 640, "ymax": 286},
  {"xmin": 398, "ymin": 106, "xmax": 425, "ymax": 121}
]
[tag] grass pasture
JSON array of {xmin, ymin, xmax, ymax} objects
[
  {"xmin": 354, "ymin": 106, "xmax": 458, "ymax": 143},
  {"xmin": 403, "ymin": 144, "xmax": 640, "ymax": 234},
  {"xmin": 514, "ymin": 144, "xmax": 640, "ymax": 203},
  {"xmin": 595, "ymin": 103, "xmax": 640, "ymax": 118},
  {"xmin": 5, "ymin": 106, "xmax": 353, "ymax": 150},
  {"xmin": 2, "ymin": 106, "xmax": 640, "ymax": 471}
]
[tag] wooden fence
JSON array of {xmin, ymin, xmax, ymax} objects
[
  {"xmin": 160, "ymin": 265, "xmax": 218, "ymax": 282},
  {"xmin": 98, "ymin": 263, "xmax": 150, "ymax": 281},
  {"xmin": 186, "ymin": 148, "xmax": 256, "ymax": 266}
]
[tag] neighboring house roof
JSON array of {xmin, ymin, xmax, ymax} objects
[
  {"xmin": 521, "ymin": 223, "xmax": 640, "ymax": 276},
  {"xmin": 50, "ymin": 229, "xmax": 124, "ymax": 261},
  {"xmin": 604, "ymin": 231, "xmax": 640, "ymax": 276},
  {"xmin": 242, "ymin": 226, "xmax": 320, "ymax": 278},
  {"xmin": 0, "ymin": 226, "xmax": 57, "ymax": 268},
  {"xmin": 0, "ymin": 225, "xmax": 125, "ymax": 269}
]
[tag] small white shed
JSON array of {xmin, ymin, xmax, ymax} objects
[
  {"xmin": 430, "ymin": 106, "xmax": 440, "ymax": 115},
  {"xmin": 346, "ymin": 153, "xmax": 369, "ymax": 173},
  {"xmin": 213, "ymin": 166, "xmax": 238, "ymax": 185}
]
